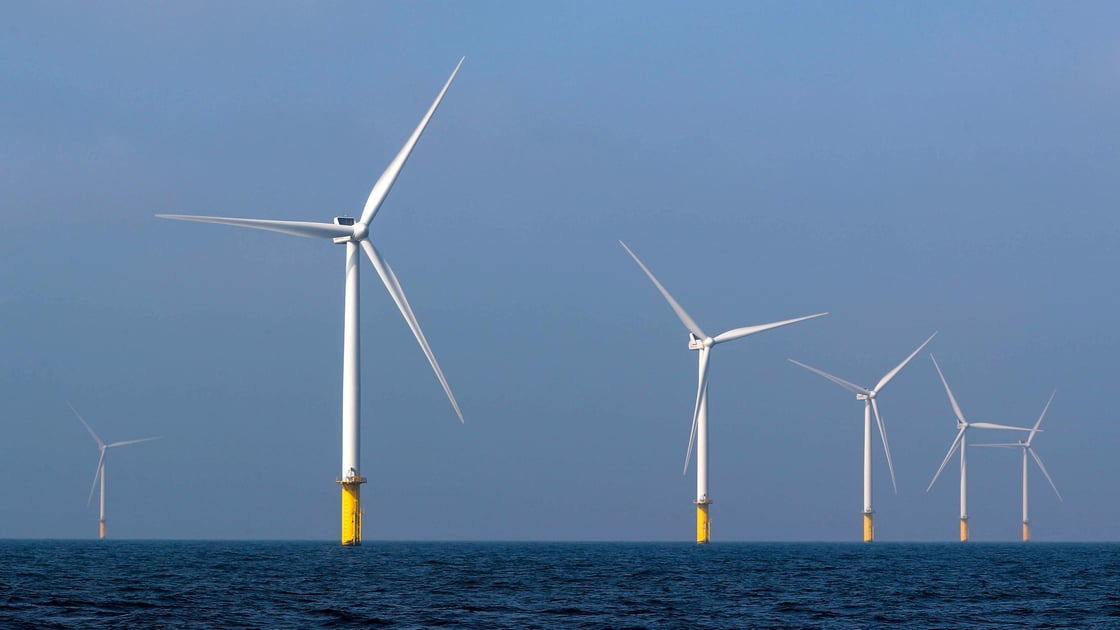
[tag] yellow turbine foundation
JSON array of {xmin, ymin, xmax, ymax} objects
[
  {"xmin": 863, "ymin": 512, "xmax": 873, "ymax": 543},
  {"xmin": 338, "ymin": 478, "xmax": 367, "ymax": 546},
  {"xmin": 1023, "ymin": 522, "xmax": 1030, "ymax": 542},
  {"xmin": 696, "ymin": 501, "xmax": 711, "ymax": 544},
  {"xmin": 960, "ymin": 518, "xmax": 969, "ymax": 542},
  {"xmin": 99, "ymin": 521, "xmax": 106, "ymax": 540}
]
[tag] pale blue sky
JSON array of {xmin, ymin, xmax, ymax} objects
[{"xmin": 2, "ymin": 2, "xmax": 1118, "ymax": 541}]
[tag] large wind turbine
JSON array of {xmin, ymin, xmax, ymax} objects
[
  {"xmin": 70, "ymin": 404, "xmax": 159, "ymax": 539},
  {"xmin": 974, "ymin": 391, "xmax": 1062, "ymax": 541},
  {"xmin": 159, "ymin": 59, "xmax": 466, "ymax": 546},
  {"xmin": 789, "ymin": 332, "xmax": 936, "ymax": 542},
  {"xmin": 620, "ymin": 241, "xmax": 826, "ymax": 544},
  {"xmin": 926, "ymin": 354, "xmax": 1030, "ymax": 541}
]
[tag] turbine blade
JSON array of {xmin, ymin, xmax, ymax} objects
[
  {"xmin": 156, "ymin": 215, "xmax": 351, "ymax": 240},
  {"xmin": 971, "ymin": 443, "xmax": 1021, "ymax": 448},
  {"xmin": 68, "ymin": 403, "xmax": 105, "ymax": 448},
  {"xmin": 1028, "ymin": 390, "xmax": 1056, "ymax": 446},
  {"xmin": 870, "ymin": 398, "xmax": 897, "ymax": 494},
  {"xmin": 929, "ymin": 354, "xmax": 967, "ymax": 425},
  {"xmin": 360, "ymin": 239, "xmax": 464, "ymax": 423},
  {"xmin": 1029, "ymin": 448, "xmax": 1062, "ymax": 501},
  {"xmin": 788, "ymin": 359, "xmax": 871, "ymax": 396},
  {"xmin": 712, "ymin": 312, "xmax": 828, "ymax": 344},
  {"xmin": 359, "ymin": 58, "xmax": 464, "ymax": 226},
  {"xmin": 873, "ymin": 332, "xmax": 937, "ymax": 393},
  {"xmin": 683, "ymin": 350, "xmax": 711, "ymax": 474},
  {"xmin": 107, "ymin": 436, "xmax": 161, "ymax": 448},
  {"xmin": 969, "ymin": 422, "xmax": 1033, "ymax": 431},
  {"xmin": 619, "ymin": 241, "xmax": 706, "ymax": 339},
  {"xmin": 87, "ymin": 450, "xmax": 105, "ymax": 506},
  {"xmin": 927, "ymin": 428, "xmax": 966, "ymax": 492}
]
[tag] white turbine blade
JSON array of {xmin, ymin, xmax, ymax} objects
[
  {"xmin": 87, "ymin": 450, "xmax": 105, "ymax": 506},
  {"xmin": 619, "ymin": 241, "xmax": 706, "ymax": 339},
  {"xmin": 107, "ymin": 436, "xmax": 161, "ymax": 448},
  {"xmin": 157, "ymin": 215, "xmax": 352, "ymax": 240},
  {"xmin": 360, "ymin": 239, "xmax": 464, "ymax": 423},
  {"xmin": 971, "ymin": 443, "xmax": 1021, "ymax": 448},
  {"xmin": 68, "ymin": 403, "xmax": 105, "ymax": 448},
  {"xmin": 360, "ymin": 58, "xmax": 464, "ymax": 226},
  {"xmin": 712, "ymin": 312, "xmax": 828, "ymax": 345},
  {"xmin": 788, "ymin": 359, "xmax": 871, "ymax": 396},
  {"xmin": 683, "ymin": 350, "xmax": 711, "ymax": 474},
  {"xmin": 1028, "ymin": 448, "xmax": 1062, "ymax": 501},
  {"xmin": 927, "ymin": 428, "xmax": 966, "ymax": 492},
  {"xmin": 870, "ymin": 398, "xmax": 898, "ymax": 494},
  {"xmin": 1027, "ymin": 390, "xmax": 1056, "ymax": 446},
  {"xmin": 970, "ymin": 422, "xmax": 1033, "ymax": 431},
  {"xmin": 929, "ymin": 354, "xmax": 967, "ymax": 425},
  {"xmin": 873, "ymin": 332, "xmax": 937, "ymax": 393}
]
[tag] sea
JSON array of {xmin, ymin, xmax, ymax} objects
[{"xmin": 2, "ymin": 541, "xmax": 1118, "ymax": 628}]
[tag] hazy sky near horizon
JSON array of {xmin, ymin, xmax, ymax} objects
[{"xmin": 3, "ymin": 2, "xmax": 1119, "ymax": 541}]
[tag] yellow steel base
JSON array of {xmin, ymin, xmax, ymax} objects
[
  {"xmin": 960, "ymin": 518, "xmax": 969, "ymax": 542},
  {"xmin": 99, "ymin": 521, "xmax": 106, "ymax": 540},
  {"xmin": 696, "ymin": 502, "xmax": 710, "ymax": 544},
  {"xmin": 863, "ymin": 512, "xmax": 873, "ymax": 543},
  {"xmin": 338, "ymin": 478, "xmax": 367, "ymax": 546},
  {"xmin": 1023, "ymin": 522, "xmax": 1030, "ymax": 542}
]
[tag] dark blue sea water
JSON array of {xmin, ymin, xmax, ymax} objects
[{"xmin": 2, "ymin": 541, "xmax": 1119, "ymax": 628}]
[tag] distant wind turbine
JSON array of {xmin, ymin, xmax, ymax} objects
[
  {"xmin": 974, "ymin": 391, "xmax": 1062, "ymax": 541},
  {"xmin": 620, "ymin": 241, "xmax": 826, "ymax": 544},
  {"xmin": 70, "ymin": 403, "xmax": 159, "ymax": 539},
  {"xmin": 158, "ymin": 59, "xmax": 466, "ymax": 546},
  {"xmin": 926, "ymin": 354, "xmax": 1030, "ymax": 541},
  {"xmin": 789, "ymin": 332, "xmax": 937, "ymax": 542}
]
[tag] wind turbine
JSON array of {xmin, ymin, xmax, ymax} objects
[
  {"xmin": 788, "ymin": 332, "xmax": 936, "ymax": 542},
  {"xmin": 70, "ymin": 403, "xmax": 159, "ymax": 539},
  {"xmin": 620, "ymin": 241, "xmax": 826, "ymax": 544},
  {"xmin": 926, "ymin": 354, "xmax": 1031, "ymax": 541},
  {"xmin": 974, "ymin": 391, "xmax": 1061, "ymax": 541},
  {"xmin": 158, "ymin": 59, "xmax": 466, "ymax": 546}
]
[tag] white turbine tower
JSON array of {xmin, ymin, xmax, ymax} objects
[
  {"xmin": 70, "ymin": 404, "xmax": 159, "ymax": 539},
  {"xmin": 926, "ymin": 354, "xmax": 1030, "ymax": 541},
  {"xmin": 788, "ymin": 332, "xmax": 937, "ymax": 542},
  {"xmin": 620, "ymin": 241, "xmax": 826, "ymax": 544},
  {"xmin": 159, "ymin": 59, "xmax": 466, "ymax": 546},
  {"xmin": 974, "ymin": 391, "xmax": 1062, "ymax": 541}
]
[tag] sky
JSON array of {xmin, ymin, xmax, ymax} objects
[{"xmin": 2, "ymin": 2, "xmax": 1118, "ymax": 542}]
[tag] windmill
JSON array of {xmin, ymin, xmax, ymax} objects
[
  {"xmin": 789, "ymin": 332, "xmax": 936, "ymax": 542},
  {"xmin": 974, "ymin": 391, "xmax": 1062, "ymax": 541},
  {"xmin": 70, "ymin": 403, "xmax": 159, "ymax": 539},
  {"xmin": 160, "ymin": 59, "xmax": 466, "ymax": 545},
  {"xmin": 620, "ymin": 241, "xmax": 826, "ymax": 543}
]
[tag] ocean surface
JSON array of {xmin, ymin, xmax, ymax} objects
[{"xmin": 2, "ymin": 541, "xmax": 1118, "ymax": 628}]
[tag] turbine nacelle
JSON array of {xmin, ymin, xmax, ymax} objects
[
  {"xmin": 331, "ymin": 216, "xmax": 368, "ymax": 243},
  {"xmin": 688, "ymin": 333, "xmax": 714, "ymax": 350}
]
